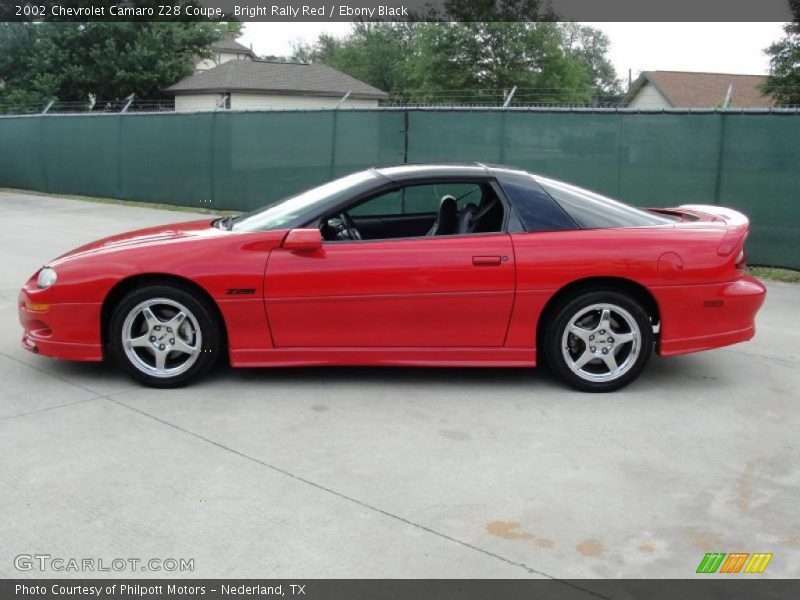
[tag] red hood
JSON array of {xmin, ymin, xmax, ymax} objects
[{"xmin": 51, "ymin": 218, "xmax": 218, "ymax": 264}]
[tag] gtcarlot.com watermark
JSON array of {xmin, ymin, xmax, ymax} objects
[{"xmin": 14, "ymin": 554, "xmax": 194, "ymax": 573}]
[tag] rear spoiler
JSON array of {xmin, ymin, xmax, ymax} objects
[
  {"xmin": 677, "ymin": 204, "xmax": 750, "ymax": 256},
  {"xmin": 677, "ymin": 204, "xmax": 749, "ymax": 228}
]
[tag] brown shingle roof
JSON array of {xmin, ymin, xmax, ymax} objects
[
  {"xmin": 628, "ymin": 71, "xmax": 774, "ymax": 108},
  {"xmin": 166, "ymin": 60, "xmax": 389, "ymax": 100}
]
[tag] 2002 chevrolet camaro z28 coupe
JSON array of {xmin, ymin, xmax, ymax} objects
[{"xmin": 19, "ymin": 164, "xmax": 766, "ymax": 392}]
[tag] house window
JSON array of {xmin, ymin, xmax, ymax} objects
[{"xmin": 223, "ymin": 93, "xmax": 231, "ymax": 109}]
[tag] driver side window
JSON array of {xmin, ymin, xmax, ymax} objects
[{"xmin": 321, "ymin": 182, "xmax": 504, "ymax": 242}]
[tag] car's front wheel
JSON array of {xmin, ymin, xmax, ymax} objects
[
  {"xmin": 544, "ymin": 291, "xmax": 653, "ymax": 392},
  {"xmin": 109, "ymin": 284, "xmax": 221, "ymax": 387}
]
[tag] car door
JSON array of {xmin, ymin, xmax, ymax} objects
[{"xmin": 264, "ymin": 232, "xmax": 515, "ymax": 347}]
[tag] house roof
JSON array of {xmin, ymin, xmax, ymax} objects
[
  {"xmin": 624, "ymin": 71, "xmax": 774, "ymax": 108},
  {"xmin": 166, "ymin": 60, "xmax": 389, "ymax": 100},
  {"xmin": 210, "ymin": 38, "xmax": 257, "ymax": 59}
]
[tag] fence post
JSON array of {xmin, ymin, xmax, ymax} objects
[
  {"xmin": 39, "ymin": 115, "xmax": 49, "ymax": 193},
  {"xmin": 329, "ymin": 110, "xmax": 339, "ymax": 180},
  {"xmin": 403, "ymin": 109, "xmax": 409, "ymax": 164},
  {"xmin": 116, "ymin": 114, "xmax": 124, "ymax": 199},
  {"xmin": 617, "ymin": 111, "xmax": 625, "ymax": 201},
  {"xmin": 210, "ymin": 111, "xmax": 217, "ymax": 208},
  {"xmin": 498, "ymin": 109, "xmax": 507, "ymax": 163},
  {"xmin": 713, "ymin": 112, "xmax": 728, "ymax": 205}
]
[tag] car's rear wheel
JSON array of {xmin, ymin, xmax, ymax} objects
[
  {"xmin": 109, "ymin": 284, "xmax": 221, "ymax": 387},
  {"xmin": 544, "ymin": 290, "xmax": 653, "ymax": 392}
]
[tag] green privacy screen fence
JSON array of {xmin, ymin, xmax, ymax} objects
[{"xmin": 0, "ymin": 108, "xmax": 798, "ymax": 269}]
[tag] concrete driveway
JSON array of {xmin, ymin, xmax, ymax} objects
[{"xmin": 1, "ymin": 190, "xmax": 798, "ymax": 580}]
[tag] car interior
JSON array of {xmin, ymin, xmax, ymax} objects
[{"xmin": 319, "ymin": 182, "xmax": 505, "ymax": 241}]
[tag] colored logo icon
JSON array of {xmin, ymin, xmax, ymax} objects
[{"xmin": 696, "ymin": 552, "xmax": 773, "ymax": 574}]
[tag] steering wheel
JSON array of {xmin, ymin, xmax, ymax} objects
[{"xmin": 338, "ymin": 212, "xmax": 362, "ymax": 240}]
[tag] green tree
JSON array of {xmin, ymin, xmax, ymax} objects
[
  {"xmin": 764, "ymin": 1, "xmax": 800, "ymax": 106},
  {"xmin": 0, "ymin": 19, "xmax": 236, "ymax": 107},
  {"xmin": 294, "ymin": 22, "xmax": 605, "ymax": 106},
  {"xmin": 559, "ymin": 23, "xmax": 621, "ymax": 99},
  {"xmin": 284, "ymin": 0, "xmax": 614, "ymax": 107},
  {"xmin": 407, "ymin": 22, "xmax": 590, "ymax": 104},
  {"xmin": 292, "ymin": 24, "xmax": 416, "ymax": 95}
]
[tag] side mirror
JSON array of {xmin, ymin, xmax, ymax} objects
[{"xmin": 282, "ymin": 228, "xmax": 323, "ymax": 252}]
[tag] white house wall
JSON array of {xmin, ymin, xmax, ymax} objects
[
  {"xmin": 174, "ymin": 93, "xmax": 380, "ymax": 112},
  {"xmin": 174, "ymin": 93, "xmax": 225, "ymax": 112},
  {"xmin": 231, "ymin": 93, "xmax": 379, "ymax": 110},
  {"xmin": 627, "ymin": 83, "xmax": 671, "ymax": 109}
]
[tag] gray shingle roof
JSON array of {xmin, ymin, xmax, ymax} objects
[
  {"xmin": 166, "ymin": 60, "xmax": 389, "ymax": 100},
  {"xmin": 210, "ymin": 39, "xmax": 257, "ymax": 58}
]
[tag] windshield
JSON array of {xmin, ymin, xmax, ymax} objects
[
  {"xmin": 232, "ymin": 170, "xmax": 380, "ymax": 232},
  {"xmin": 535, "ymin": 176, "xmax": 673, "ymax": 229}
]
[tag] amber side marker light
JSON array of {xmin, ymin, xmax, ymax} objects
[
  {"xmin": 25, "ymin": 302, "xmax": 50, "ymax": 312},
  {"xmin": 703, "ymin": 300, "xmax": 724, "ymax": 308}
]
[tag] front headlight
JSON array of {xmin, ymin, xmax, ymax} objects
[{"xmin": 36, "ymin": 267, "xmax": 58, "ymax": 289}]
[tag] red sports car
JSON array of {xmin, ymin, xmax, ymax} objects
[{"xmin": 19, "ymin": 164, "xmax": 766, "ymax": 391}]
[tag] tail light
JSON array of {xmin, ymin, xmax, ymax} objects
[
  {"xmin": 735, "ymin": 248, "xmax": 748, "ymax": 269},
  {"xmin": 717, "ymin": 231, "xmax": 740, "ymax": 256}
]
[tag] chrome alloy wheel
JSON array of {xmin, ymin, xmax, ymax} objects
[
  {"xmin": 121, "ymin": 298, "xmax": 202, "ymax": 378},
  {"xmin": 561, "ymin": 303, "xmax": 641, "ymax": 383}
]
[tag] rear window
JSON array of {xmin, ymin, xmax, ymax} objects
[
  {"xmin": 536, "ymin": 176, "xmax": 673, "ymax": 229},
  {"xmin": 498, "ymin": 172, "xmax": 578, "ymax": 232}
]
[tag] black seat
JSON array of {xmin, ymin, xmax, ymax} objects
[
  {"xmin": 458, "ymin": 202, "xmax": 479, "ymax": 234},
  {"xmin": 426, "ymin": 195, "xmax": 458, "ymax": 236}
]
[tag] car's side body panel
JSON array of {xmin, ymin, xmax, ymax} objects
[
  {"xmin": 653, "ymin": 277, "xmax": 765, "ymax": 355},
  {"xmin": 264, "ymin": 233, "xmax": 515, "ymax": 347},
  {"xmin": 230, "ymin": 347, "xmax": 535, "ymax": 368},
  {"xmin": 508, "ymin": 225, "xmax": 765, "ymax": 355},
  {"xmin": 20, "ymin": 222, "xmax": 286, "ymax": 361},
  {"xmin": 18, "ymin": 164, "xmax": 767, "ymax": 375}
]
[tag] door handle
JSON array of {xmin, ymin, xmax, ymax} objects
[{"xmin": 472, "ymin": 255, "xmax": 503, "ymax": 266}]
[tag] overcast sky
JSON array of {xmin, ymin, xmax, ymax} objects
[{"xmin": 240, "ymin": 22, "xmax": 787, "ymax": 81}]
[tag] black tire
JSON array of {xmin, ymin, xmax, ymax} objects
[
  {"xmin": 109, "ymin": 283, "xmax": 222, "ymax": 388},
  {"xmin": 543, "ymin": 290, "xmax": 653, "ymax": 392}
]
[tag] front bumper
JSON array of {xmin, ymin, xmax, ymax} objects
[
  {"xmin": 655, "ymin": 275, "xmax": 767, "ymax": 356},
  {"xmin": 18, "ymin": 289, "xmax": 103, "ymax": 362}
]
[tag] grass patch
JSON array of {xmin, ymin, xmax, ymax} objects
[{"xmin": 748, "ymin": 266, "xmax": 800, "ymax": 283}]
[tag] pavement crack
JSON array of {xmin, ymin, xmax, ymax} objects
[
  {"xmin": 0, "ymin": 396, "xmax": 101, "ymax": 423},
  {"xmin": 106, "ymin": 396, "xmax": 606, "ymax": 599},
  {"xmin": 0, "ymin": 349, "xmax": 107, "ymax": 396}
]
